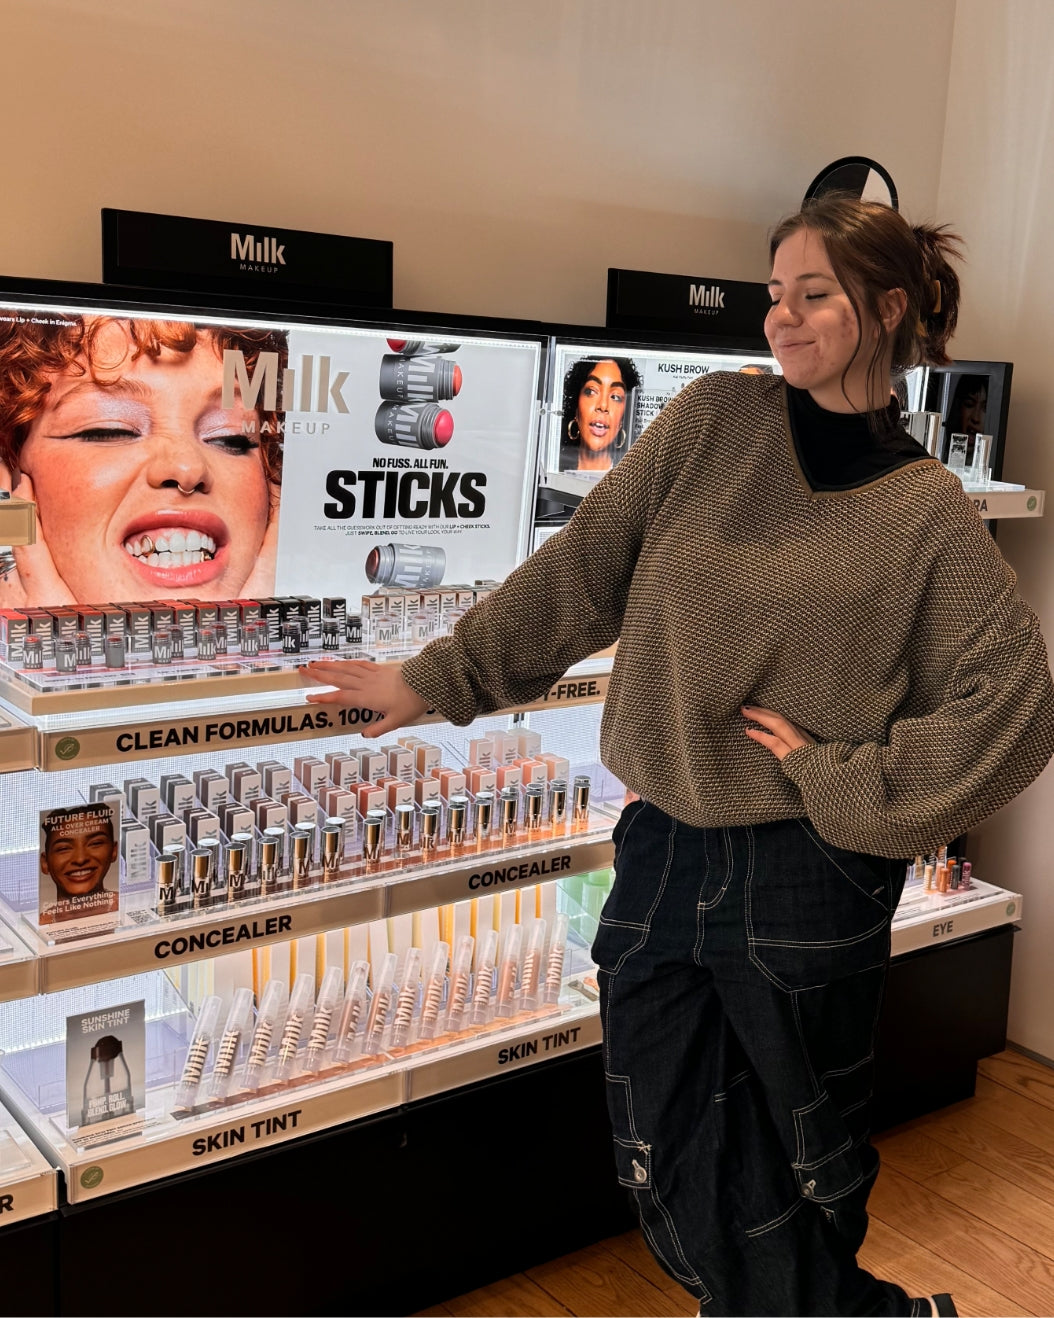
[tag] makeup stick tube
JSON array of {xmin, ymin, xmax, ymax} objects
[
  {"xmin": 274, "ymin": 973, "xmax": 315, "ymax": 1082},
  {"xmin": 226, "ymin": 834, "xmax": 251, "ymax": 902},
  {"xmin": 474, "ymin": 792, "xmax": 494, "ymax": 846},
  {"xmin": 448, "ymin": 795, "xmax": 468, "ymax": 848},
  {"xmin": 572, "ymin": 775, "xmax": 591, "ymax": 825},
  {"xmin": 244, "ymin": 979, "xmax": 289, "ymax": 1090},
  {"xmin": 304, "ymin": 966, "xmax": 344, "ymax": 1073},
  {"xmin": 390, "ymin": 946, "xmax": 423, "ymax": 1048},
  {"xmin": 291, "ymin": 826, "xmax": 314, "ymax": 891},
  {"xmin": 470, "ymin": 928, "xmax": 500, "ymax": 1027},
  {"xmin": 190, "ymin": 847, "xmax": 214, "ymax": 911},
  {"xmin": 548, "ymin": 779, "xmax": 568, "ymax": 830},
  {"xmin": 207, "ymin": 988, "xmax": 254, "ymax": 1104},
  {"xmin": 420, "ymin": 941, "xmax": 450, "ymax": 1041},
  {"xmin": 395, "ymin": 802, "xmax": 415, "ymax": 855},
  {"xmin": 155, "ymin": 852, "xmax": 179, "ymax": 917},
  {"xmin": 495, "ymin": 924, "xmax": 525, "ymax": 1019},
  {"xmin": 321, "ymin": 818, "xmax": 344, "ymax": 881},
  {"xmin": 521, "ymin": 917, "xmax": 548, "ymax": 1010},
  {"xmin": 420, "ymin": 801, "xmax": 441, "ymax": 857},
  {"xmin": 335, "ymin": 960, "xmax": 370, "ymax": 1064},
  {"xmin": 500, "ymin": 787, "xmax": 519, "ymax": 842},
  {"xmin": 524, "ymin": 784, "xmax": 544, "ymax": 836},
  {"xmin": 362, "ymin": 810, "xmax": 385, "ymax": 867},
  {"xmin": 446, "ymin": 934, "xmax": 475, "ymax": 1032},
  {"xmin": 544, "ymin": 912, "xmax": 570, "ymax": 1005},
  {"xmin": 172, "ymin": 995, "xmax": 222, "ymax": 1114},
  {"xmin": 364, "ymin": 952, "xmax": 398, "ymax": 1055}
]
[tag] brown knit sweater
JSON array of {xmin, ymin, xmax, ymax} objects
[{"xmin": 402, "ymin": 373, "xmax": 1054, "ymax": 858}]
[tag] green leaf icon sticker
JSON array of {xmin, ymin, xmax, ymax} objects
[
  {"xmin": 54, "ymin": 737, "xmax": 80, "ymax": 761},
  {"xmin": 79, "ymin": 1165, "xmax": 104, "ymax": 1190}
]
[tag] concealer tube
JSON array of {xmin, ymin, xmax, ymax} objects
[
  {"xmin": 259, "ymin": 827, "xmax": 284, "ymax": 896},
  {"xmin": 155, "ymin": 852, "xmax": 179, "ymax": 917},
  {"xmin": 470, "ymin": 928, "xmax": 499, "ymax": 1027},
  {"xmin": 363, "ymin": 809, "xmax": 385, "ymax": 868},
  {"xmin": 291, "ymin": 826, "xmax": 314, "ymax": 891},
  {"xmin": 420, "ymin": 941, "xmax": 450, "ymax": 1041},
  {"xmin": 446, "ymin": 934, "xmax": 475, "ymax": 1032},
  {"xmin": 500, "ymin": 787, "xmax": 519, "ymax": 843},
  {"xmin": 191, "ymin": 847, "xmax": 214, "ymax": 912},
  {"xmin": 420, "ymin": 801, "xmax": 440, "ymax": 857},
  {"xmin": 274, "ymin": 972, "xmax": 315, "ymax": 1082},
  {"xmin": 474, "ymin": 792, "xmax": 493, "ymax": 847},
  {"xmin": 207, "ymin": 988, "xmax": 254, "ymax": 1104},
  {"xmin": 305, "ymin": 966, "xmax": 345, "ymax": 1072},
  {"xmin": 335, "ymin": 960, "xmax": 371, "ymax": 1064},
  {"xmin": 225, "ymin": 834, "xmax": 251, "ymax": 902},
  {"xmin": 173, "ymin": 995, "xmax": 222, "ymax": 1113},
  {"xmin": 572, "ymin": 774, "xmax": 591, "ymax": 825},
  {"xmin": 448, "ymin": 794, "xmax": 468, "ymax": 849},
  {"xmin": 321, "ymin": 818, "xmax": 344, "ymax": 882},
  {"xmin": 520, "ymin": 917, "xmax": 547, "ymax": 1010},
  {"xmin": 548, "ymin": 779, "xmax": 567, "ymax": 830},
  {"xmin": 395, "ymin": 802, "xmax": 415, "ymax": 855},
  {"xmin": 364, "ymin": 952, "xmax": 398, "ymax": 1054},
  {"xmin": 244, "ymin": 979, "xmax": 289, "ymax": 1090},
  {"xmin": 524, "ymin": 784, "xmax": 544, "ymax": 836},
  {"xmin": 544, "ymin": 911, "xmax": 570, "ymax": 1005},
  {"xmin": 495, "ymin": 924, "xmax": 524, "ymax": 1019},
  {"xmin": 390, "ymin": 946, "xmax": 423, "ymax": 1048}
]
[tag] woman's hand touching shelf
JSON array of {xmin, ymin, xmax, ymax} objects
[{"xmin": 300, "ymin": 659, "xmax": 429, "ymax": 738}]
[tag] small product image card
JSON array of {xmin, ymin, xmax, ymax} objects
[
  {"xmin": 38, "ymin": 803, "xmax": 120, "ymax": 942},
  {"xmin": 66, "ymin": 999, "xmax": 146, "ymax": 1142}
]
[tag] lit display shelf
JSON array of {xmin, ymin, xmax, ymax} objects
[
  {"xmin": 0, "ymin": 497, "xmax": 37, "ymax": 547},
  {"xmin": 0, "ymin": 707, "xmax": 35, "ymax": 776},
  {"xmin": 968, "ymin": 487, "xmax": 1044, "ymax": 518},
  {"xmin": 0, "ymin": 921, "xmax": 38, "ymax": 1005},
  {"xmin": 889, "ymin": 876, "xmax": 1021, "ymax": 955},
  {"xmin": 0, "ymin": 1100, "xmax": 57, "ymax": 1228},
  {"xmin": 0, "ymin": 992, "xmax": 599, "ymax": 1205}
]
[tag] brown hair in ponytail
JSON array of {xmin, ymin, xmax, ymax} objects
[{"xmin": 768, "ymin": 193, "xmax": 963, "ymax": 411}]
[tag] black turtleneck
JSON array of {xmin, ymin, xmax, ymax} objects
[{"xmin": 786, "ymin": 385, "xmax": 930, "ymax": 492}]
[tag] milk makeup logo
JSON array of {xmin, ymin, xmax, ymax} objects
[
  {"xmin": 689, "ymin": 282, "xmax": 725, "ymax": 310},
  {"xmin": 230, "ymin": 231, "xmax": 286, "ymax": 272}
]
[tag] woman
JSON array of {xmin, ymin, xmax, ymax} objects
[
  {"xmin": 303, "ymin": 196, "xmax": 1054, "ymax": 1316},
  {"xmin": 0, "ymin": 314, "xmax": 286, "ymax": 606},
  {"xmin": 941, "ymin": 371, "xmax": 989, "ymax": 463},
  {"xmin": 558, "ymin": 355, "xmax": 641, "ymax": 472}
]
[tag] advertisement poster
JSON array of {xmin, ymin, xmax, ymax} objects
[
  {"xmin": 38, "ymin": 803, "xmax": 119, "ymax": 941},
  {"xmin": 547, "ymin": 342, "xmax": 776, "ymax": 477},
  {"xmin": 0, "ymin": 300, "xmax": 540, "ymax": 610},
  {"xmin": 65, "ymin": 999, "xmax": 145, "ymax": 1137}
]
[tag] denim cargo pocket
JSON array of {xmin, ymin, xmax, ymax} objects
[
  {"xmin": 745, "ymin": 820, "xmax": 893, "ymax": 992},
  {"xmin": 592, "ymin": 804, "xmax": 675, "ymax": 973}
]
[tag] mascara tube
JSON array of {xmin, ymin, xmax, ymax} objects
[
  {"xmin": 274, "ymin": 973, "xmax": 316, "ymax": 1083},
  {"xmin": 207, "ymin": 988, "xmax": 254, "ymax": 1104},
  {"xmin": 173, "ymin": 994, "xmax": 222, "ymax": 1113},
  {"xmin": 364, "ymin": 952, "xmax": 398, "ymax": 1055},
  {"xmin": 334, "ymin": 960, "xmax": 370, "ymax": 1064},
  {"xmin": 390, "ymin": 946, "xmax": 423, "ymax": 1048},
  {"xmin": 446, "ymin": 934, "xmax": 475, "ymax": 1033},
  {"xmin": 470, "ymin": 928, "xmax": 500, "ymax": 1027},
  {"xmin": 420, "ymin": 941, "xmax": 450, "ymax": 1041},
  {"xmin": 305, "ymin": 966, "xmax": 345, "ymax": 1073}
]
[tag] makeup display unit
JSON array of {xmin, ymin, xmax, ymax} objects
[{"xmin": 0, "ymin": 277, "xmax": 1040, "ymax": 1315}]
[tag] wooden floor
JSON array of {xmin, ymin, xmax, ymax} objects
[{"xmin": 416, "ymin": 1049, "xmax": 1054, "ymax": 1317}]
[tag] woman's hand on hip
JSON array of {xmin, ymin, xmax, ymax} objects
[
  {"xmin": 300, "ymin": 659, "xmax": 430, "ymax": 738},
  {"xmin": 741, "ymin": 705, "xmax": 816, "ymax": 761}
]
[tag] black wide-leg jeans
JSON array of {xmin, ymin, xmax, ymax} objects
[{"xmin": 593, "ymin": 800, "xmax": 924, "ymax": 1316}]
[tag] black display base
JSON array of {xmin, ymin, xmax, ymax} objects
[
  {"xmin": 0, "ymin": 1211, "xmax": 58, "ymax": 1315},
  {"xmin": 12, "ymin": 922, "xmax": 1015, "ymax": 1316}
]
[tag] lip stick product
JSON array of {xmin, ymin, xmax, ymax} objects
[
  {"xmin": 419, "ymin": 941, "xmax": 450, "ymax": 1041},
  {"xmin": 385, "ymin": 339, "xmax": 461, "ymax": 357},
  {"xmin": 104, "ymin": 634, "xmax": 126, "ymax": 669},
  {"xmin": 390, "ymin": 946, "xmax": 423, "ymax": 1048},
  {"xmin": 155, "ymin": 853, "xmax": 180, "ymax": 917},
  {"xmin": 207, "ymin": 988, "xmax": 254, "ymax": 1104},
  {"xmin": 274, "ymin": 973, "xmax": 316, "ymax": 1083},
  {"xmin": 572, "ymin": 775, "xmax": 591, "ymax": 825},
  {"xmin": 495, "ymin": 924, "xmax": 525, "ymax": 1019},
  {"xmin": 521, "ymin": 918, "xmax": 547, "ymax": 1010},
  {"xmin": 321, "ymin": 818, "xmax": 344, "ymax": 881},
  {"xmin": 365, "ymin": 542, "xmax": 447, "ymax": 591},
  {"xmin": 543, "ymin": 912, "xmax": 570, "ymax": 1005},
  {"xmin": 55, "ymin": 638, "xmax": 78, "ymax": 674},
  {"xmin": 334, "ymin": 960, "xmax": 371, "ymax": 1064},
  {"xmin": 500, "ymin": 787, "xmax": 519, "ymax": 842},
  {"xmin": 364, "ymin": 952, "xmax": 398, "ymax": 1054},
  {"xmin": 379, "ymin": 353, "xmax": 462, "ymax": 403},
  {"xmin": 305, "ymin": 966, "xmax": 345, "ymax": 1073},
  {"xmin": 244, "ymin": 980, "xmax": 289, "ymax": 1091},
  {"xmin": 446, "ymin": 934, "xmax": 475, "ymax": 1033},
  {"xmin": 172, "ymin": 995, "xmax": 222, "ymax": 1114},
  {"xmin": 196, "ymin": 626, "xmax": 217, "ymax": 661},
  {"xmin": 548, "ymin": 779, "xmax": 569, "ymax": 830},
  {"xmin": 470, "ymin": 929, "xmax": 499, "ymax": 1027},
  {"xmin": 75, "ymin": 631, "xmax": 94, "ymax": 667},
  {"xmin": 374, "ymin": 401, "xmax": 454, "ymax": 452}
]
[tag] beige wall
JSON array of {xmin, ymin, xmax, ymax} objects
[
  {"xmin": 937, "ymin": 0, "xmax": 1054, "ymax": 1060},
  {"xmin": 4, "ymin": 0, "xmax": 955, "ymax": 322}
]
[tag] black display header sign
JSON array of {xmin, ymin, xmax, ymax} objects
[
  {"xmin": 102, "ymin": 209, "xmax": 393, "ymax": 308},
  {"xmin": 606, "ymin": 267, "xmax": 771, "ymax": 344}
]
